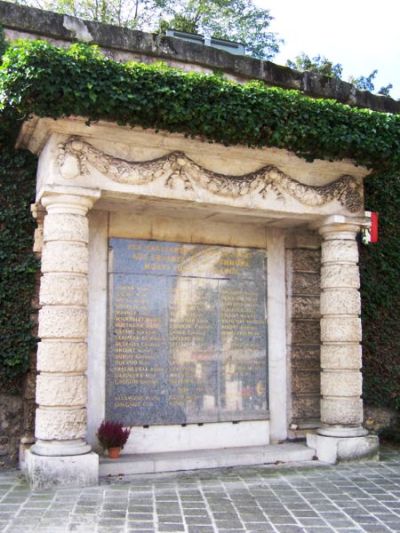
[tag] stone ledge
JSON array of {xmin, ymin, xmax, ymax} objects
[
  {"xmin": 0, "ymin": 1, "xmax": 399, "ymax": 113},
  {"xmin": 99, "ymin": 443, "xmax": 316, "ymax": 476}
]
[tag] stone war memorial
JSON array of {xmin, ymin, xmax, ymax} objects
[{"xmin": 3, "ymin": 1, "xmax": 400, "ymax": 489}]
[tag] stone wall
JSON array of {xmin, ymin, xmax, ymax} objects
[
  {"xmin": 0, "ymin": 394, "xmax": 23, "ymax": 467},
  {"xmin": 0, "ymin": 284, "xmax": 37, "ymax": 468},
  {"xmin": 286, "ymin": 232, "xmax": 321, "ymax": 432}
]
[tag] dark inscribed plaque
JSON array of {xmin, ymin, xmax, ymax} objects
[{"xmin": 106, "ymin": 238, "xmax": 268, "ymax": 426}]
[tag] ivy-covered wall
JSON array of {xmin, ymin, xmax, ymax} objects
[
  {"xmin": 2, "ymin": 40, "xmax": 400, "ymax": 171},
  {"xmin": 0, "ymin": 139, "xmax": 37, "ymax": 465},
  {"xmin": 360, "ymin": 171, "xmax": 400, "ymax": 414},
  {"xmin": 0, "ymin": 37, "xmax": 399, "ymax": 463},
  {"xmin": 0, "ymin": 147, "xmax": 37, "ymax": 389}
]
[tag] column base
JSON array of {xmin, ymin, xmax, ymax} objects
[
  {"xmin": 317, "ymin": 425, "xmax": 368, "ymax": 438},
  {"xmin": 25, "ymin": 449, "xmax": 99, "ymax": 489},
  {"xmin": 307, "ymin": 432, "xmax": 379, "ymax": 464},
  {"xmin": 31, "ymin": 439, "xmax": 92, "ymax": 456}
]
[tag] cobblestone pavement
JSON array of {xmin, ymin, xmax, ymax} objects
[{"xmin": 0, "ymin": 447, "xmax": 399, "ymax": 533}]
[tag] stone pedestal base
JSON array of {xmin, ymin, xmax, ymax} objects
[
  {"xmin": 307, "ymin": 432, "xmax": 379, "ymax": 464},
  {"xmin": 25, "ymin": 449, "xmax": 99, "ymax": 489}
]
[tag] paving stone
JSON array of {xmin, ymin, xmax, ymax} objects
[
  {"xmin": 97, "ymin": 518, "xmax": 126, "ymax": 526},
  {"xmin": 185, "ymin": 515, "xmax": 213, "ymax": 525},
  {"xmin": 214, "ymin": 519, "xmax": 244, "ymax": 529},
  {"xmin": 304, "ymin": 528, "xmax": 335, "ymax": 532},
  {"xmin": 183, "ymin": 509, "xmax": 210, "ymax": 517},
  {"xmin": 181, "ymin": 502, "xmax": 207, "ymax": 509},
  {"xmin": 298, "ymin": 517, "xmax": 328, "ymax": 526},
  {"xmin": 3, "ymin": 529, "xmax": 29, "ymax": 533},
  {"xmin": 187, "ymin": 525, "xmax": 215, "ymax": 533},
  {"xmin": 291, "ymin": 509, "xmax": 320, "ymax": 517},
  {"xmin": 157, "ymin": 512, "xmax": 184, "ymax": 520},
  {"xmin": 246, "ymin": 526, "xmax": 276, "ymax": 532},
  {"xmin": 330, "ymin": 529, "xmax": 362, "ymax": 533},
  {"xmin": 156, "ymin": 504, "xmax": 181, "ymax": 513},
  {"xmin": 36, "ymin": 525, "xmax": 65, "ymax": 533},
  {"xmin": 362, "ymin": 524, "xmax": 393, "ymax": 533},
  {"xmin": 127, "ymin": 513, "xmax": 153, "ymax": 520},
  {"xmin": 126, "ymin": 525, "xmax": 155, "ymax": 533},
  {"xmin": 381, "ymin": 521, "xmax": 400, "ymax": 529},
  {"xmin": 97, "ymin": 526, "xmax": 125, "ymax": 533},
  {"xmin": 269, "ymin": 515, "xmax": 298, "ymax": 525},
  {"xmin": 239, "ymin": 516, "xmax": 267, "ymax": 524},
  {"xmin": 157, "ymin": 525, "xmax": 185, "ymax": 532},
  {"xmin": 1, "ymin": 445, "xmax": 400, "ymax": 532},
  {"xmin": 323, "ymin": 519, "xmax": 358, "ymax": 528},
  {"xmin": 212, "ymin": 526, "xmax": 245, "ymax": 533},
  {"xmin": 274, "ymin": 527, "xmax": 305, "ymax": 533}
]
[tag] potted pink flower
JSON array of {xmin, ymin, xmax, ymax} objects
[{"xmin": 96, "ymin": 420, "xmax": 131, "ymax": 458}]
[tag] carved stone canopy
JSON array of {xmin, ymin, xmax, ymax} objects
[
  {"xmin": 58, "ymin": 136, "xmax": 363, "ymax": 214},
  {"xmin": 17, "ymin": 117, "xmax": 368, "ymax": 221}
]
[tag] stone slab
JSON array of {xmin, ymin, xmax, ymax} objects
[
  {"xmin": 107, "ymin": 238, "xmax": 268, "ymax": 426},
  {"xmin": 99, "ymin": 443, "xmax": 316, "ymax": 476},
  {"xmin": 25, "ymin": 449, "xmax": 99, "ymax": 489},
  {"xmin": 122, "ymin": 420, "xmax": 269, "ymax": 454}
]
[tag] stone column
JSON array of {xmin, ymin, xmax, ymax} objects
[
  {"xmin": 307, "ymin": 215, "xmax": 379, "ymax": 463},
  {"xmin": 319, "ymin": 218, "xmax": 365, "ymax": 437},
  {"xmin": 27, "ymin": 187, "xmax": 100, "ymax": 488}
]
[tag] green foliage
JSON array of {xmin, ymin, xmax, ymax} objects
[
  {"xmin": 379, "ymin": 426, "xmax": 400, "ymax": 443},
  {"xmin": 350, "ymin": 69, "xmax": 379, "ymax": 92},
  {"xmin": 360, "ymin": 171, "xmax": 400, "ymax": 412},
  {"xmin": 349, "ymin": 69, "xmax": 393, "ymax": 97},
  {"xmin": 2, "ymin": 40, "xmax": 400, "ymax": 172},
  {"xmin": 0, "ymin": 26, "xmax": 7, "ymax": 58},
  {"xmin": 0, "ymin": 148, "xmax": 37, "ymax": 389},
  {"xmin": 287, "ymin": 53, "xmax": 343, "ymax": 79},
  {"xmin": 0, "ymin": 28, "xmax": 37, "ymax": 389},
  {"xmin": 159, "ymin": 0, "xmax": 281, "ymax": 59}
]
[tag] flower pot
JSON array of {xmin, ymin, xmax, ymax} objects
[{"xmin": 108, "ymin": 447, "xmax": 121, "ymax": 459}]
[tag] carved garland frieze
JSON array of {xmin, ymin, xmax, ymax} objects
[{"xmin": 58, "ymin": 137, "xmax": 363, "ymax": 213}]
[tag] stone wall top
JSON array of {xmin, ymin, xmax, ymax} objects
[{"xmin": 1, "ymin": 1, "xmax": 399, "ymax": 114}]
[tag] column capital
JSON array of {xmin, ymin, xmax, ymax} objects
[
  {"xmin": 39, "ymin": 186, "xmax": 101, "ymax": 215},
  {"xmin": 316, "ymin": 214, "xmax": 370, "ymax": 240}
]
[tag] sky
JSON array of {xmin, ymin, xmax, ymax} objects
[{"xmin": 256, "ymin": 0, "xmax": 400, "ymax": 99}]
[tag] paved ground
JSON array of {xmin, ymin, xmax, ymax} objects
[{"xmin": 0, "ymin": 447, "xmax": 399, "ymax": 533}]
